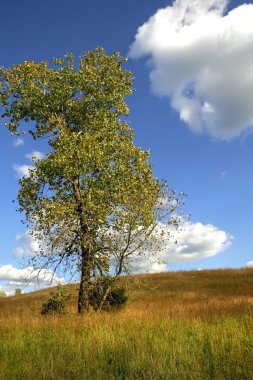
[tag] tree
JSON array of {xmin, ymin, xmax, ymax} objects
[{"xmin": 0, "ymin": 48, "xmax": 182, "ymax": 313}]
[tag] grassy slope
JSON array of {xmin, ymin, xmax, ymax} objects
[{"xmin": 0, "ymin": 268, "xmax": 253, "ymax": 379}]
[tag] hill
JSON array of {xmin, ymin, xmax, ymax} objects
[
  {"xmin": 1, "ymin": 268, "xmax": 253, "ymax": 318},
  {"xmin": 0, "ymin": 268, "xmax": 253, "ymax": 379}
]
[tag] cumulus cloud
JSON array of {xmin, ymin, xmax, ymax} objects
[
  {"xmin": 165, "ymin": 219, "xmax": 232, "ymax": 262},
  {"xmin": 246, "ymin": 260, "xmax": 253, "ymax": 267},
  {"xmin": 127, "ymin": 219, "xmax": 232, "ymax": 273},
  {"xmin": 13, "ymin": 164, "xmax": 34, "ymax": 178},
  {"xmin": 13, "ymin": 230, "xmax": 40, "ymax": 257},
  {"xmin": 0, "ymin": 265, "xmax": 64, "ymax": 294},
  {"xmin": 129, "ymin": 0, "xmax": 253, "ymax": 139},
  {"xmin": 13, "ymin": 151, "xmax": 43, "ymax": 178},
  {"xmin": 13, "ymin": 138, "xmax": 24, "ymax": 147},
  {"xmin": 0, "ymin": 265, "xmax": 63, "ymax": 285},
  {"xmin": 25, "ymin": 150, "xmax": 44, "ymax": 162}
]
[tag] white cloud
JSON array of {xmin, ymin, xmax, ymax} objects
[
  {"xmin": 13, "ymin": 230, "xmax": 40, "ymax": 257},
  {"xmin": 13, "ymin": 151, "xmax": 43, "ymax": 178},
  {"xmin": 164, "ymin": 219, "xmax": 232, "ymax": 263},
  {"xmin": 129, "ymin": 0, "xmax": 253, "ymax": 140},
  {"xmin": 246, "ymin": 260, "xmax": 253, "ymax": 267},
  {"xmin": 13, "ymin": 164, "xmax": 34, "ymax": 178},
  {"xmin": 127, "ymin": 219, "xmax": 232, "ymax": 273},
  {"xmin": 25, "ymin": 150, "xmax": 44, "ymax": 162},
  {"xmin": 13, "ymin": 138, "xmax": 24, "ymax": 147},
  {"xmin": 127, "ymin": 260, "xmax": 167, "ymax": 274},
  {"xmin": 0, "ymin": 264, "xmax": 64, "ymax": 294}
]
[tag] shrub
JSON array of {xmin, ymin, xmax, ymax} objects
[
  {"xmin": 89, "ymin": 276, "xmax": 128, "ymax": 311},
  {"xmin": 107, "ymin": 286, "xmax": 128, "ymax": 308},
  {"xmin": 15, "ymin": 288, "xmax": 22, "ymax": 296},
  {"xmin": 41, "ymin": 285, "xmax": 70, "ymax": 315}
]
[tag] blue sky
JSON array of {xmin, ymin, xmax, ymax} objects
[{"xmin": 1, "ymin": 0, "xmax": 253, "ymax": 293}]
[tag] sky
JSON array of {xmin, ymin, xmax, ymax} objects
[{"xmin": 1, "ymin": 0, "xmax": 253, "ymax": 294}]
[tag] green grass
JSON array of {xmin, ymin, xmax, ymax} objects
[{"xmin": 0, "ymin": 268, "xmax": 253, "ymax": 379}]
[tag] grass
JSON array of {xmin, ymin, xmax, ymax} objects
[{"xmin": 0, "ymin": 268, "xmax": 253, "ymax": 379}]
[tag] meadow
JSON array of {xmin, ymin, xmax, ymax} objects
[{"xmin": 0, "ymin": 268, "xmax": 253, "ymax": 380}]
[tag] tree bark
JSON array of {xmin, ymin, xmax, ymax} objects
[
  {"xmin": 78, "ymin": 245, "xmax": 91, "ymax": 313},
  {"xmin": 72, "ymin": 177, "xmax": 91, "ymax": 314}
]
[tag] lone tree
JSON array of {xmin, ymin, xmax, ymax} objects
[{"xmin": 0, "ymin": 48, "xmax": 182, "ymax": 313}]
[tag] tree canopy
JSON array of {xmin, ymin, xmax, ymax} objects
[{"xmin": 0, "ymin": 48, "xmax": 182, "ymax": 313}]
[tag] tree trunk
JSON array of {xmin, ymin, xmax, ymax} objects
[
  {"xmin": 78, "ymin": 244, "xmax": 91, "ymax": 313},
  {"xmin": 98, "ymin": 284, "xmax": 112, "ymax": 311},
  {"xmin": 72, "ymin": 177, "xmax": 91, "ymax": 314}
]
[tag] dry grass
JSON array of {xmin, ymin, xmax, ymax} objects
[{"xmin": 0, "ymin": 268, "xmax": 253, "ymax": 379}]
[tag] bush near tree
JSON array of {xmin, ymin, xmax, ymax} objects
[
  {"xmin": 41, "ymin": 285, "xmax": 70, "ymax": 315},
  {"xmin": 88, "ymin": 276, "xmax": 128, "ymax": 311}
]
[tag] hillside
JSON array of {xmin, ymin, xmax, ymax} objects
[
  {"xmin": 1, "ymin": 268, "xmax": 253, "ymax": 318},
  {"xmin": 0, "ymin": 268, "xmax": 253, "ymax": 380}
]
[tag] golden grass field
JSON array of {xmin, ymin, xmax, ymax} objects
[{"xmin": 0, "ymin": 268, "xmax": 253, "ymax": 379}]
